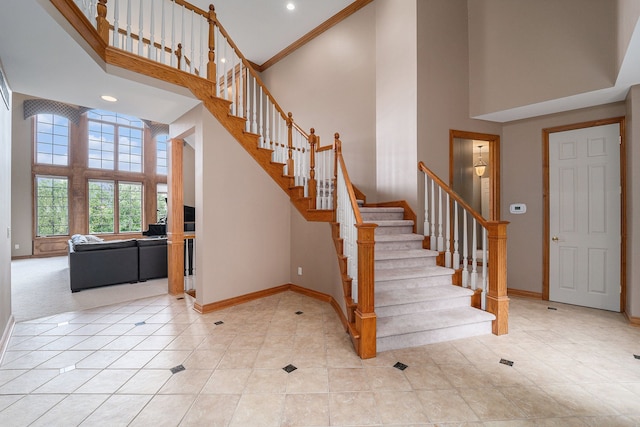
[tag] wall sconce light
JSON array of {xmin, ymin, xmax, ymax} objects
[{"xmin": 474, "ymin": 145, "xmax": 487, "ymax": 177}]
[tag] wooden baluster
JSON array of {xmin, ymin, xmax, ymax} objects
[
  {"xmin": 207, "ymin": 4, "xmax": 218, "ymax": 81},
  {"xmin": 96, "ymin": 0, "xmax": 109, "ymax": 44},
  {"xmin": 485, "ymin": 221, "xmax": 509, "ymax": 335},
  {"xmin": 308, "ymin": 128, "xmax": 317, "ymax": 209},
  {"xmin": 286, "ymin": 112, "xmax": 294, "ymax": 177},
  {"xmin": 175, "ymin": 43, "xmax": 182, "ymax": 70}
]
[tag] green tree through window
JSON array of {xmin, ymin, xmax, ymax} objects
[
  {"xmin": 119, "ymin": 182, "xmax": 143, "ymax": 232},
  {"xmin": 88, "ymin": 180, "xmax": 115, "ymax": 233},
  {"xmin": 36, "ymin": 176, "xmax": 68, "ymax": 236}
]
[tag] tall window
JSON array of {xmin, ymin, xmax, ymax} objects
[
  {"xmin": 35, "ymin": 176, "xmax": 69, "ymax": 237},
  {"xmin": 88, "ymin": 180, "xmax": 143, "ymax": 234},
  {"xmin": 35, "ymin": 114, "xmax": 69, "ymax": 165},
  {"xmin": 119, "ymin": 182, "xmax": 143, "ymax": 232},
  {"xmin": 87, "ymin": 110, "xmax": 143, "ymax": 172},
  {"xmin": 88, "ymin": 180, "xmax": 115, "ymax": 233},
  {"xmin": 157, "ymin": 134, "xmax": 168, "ymax": 175},
  {"xmin": 157, "ymin": 183, "xmax": 168, "ymax": 223}
]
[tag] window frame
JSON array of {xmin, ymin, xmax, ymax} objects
[
  {"xmin": 34, "ymin": 113, "xmax": 70, "ymax": 166},
  {"xmin": 34, "ymin": 175, "xmax": 70, "ymax": 237}
]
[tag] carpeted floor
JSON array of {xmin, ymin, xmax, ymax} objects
[{"xmin": 10, "ymin": 256, "xmax": 168, "ymax": 322}]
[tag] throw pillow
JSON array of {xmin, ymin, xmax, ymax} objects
[
  {"xmin": 71, "ymin": 234, "xmax": 88, "ymax": 245},
  {"xmin": 84, "ymin": 235, "xmax": 104, "ymax": 243}
]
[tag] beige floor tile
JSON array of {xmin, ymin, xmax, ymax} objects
[
  {"xmin": 158, "ymin": 369, "xmax": 212, "ymax": 394},
  {"xmin": 0, "ymin": 370, "xmax": 27, "ymax": 388},
  {"xmin": 229, "ymin": 393, "xmax": 285, "ymax": 427},
  {"xmin": 286, "ymin": 367, "xmax": 329, "ymax": 393},
  {"xmin": 580, "ymin": 415, "xmax": 640, "ymax": 426},
  {"xmin": 541, "ymin": 383, "xmax": 618, "ymax": 416},
  {"xmin": 116, "ymin": 369, "xmax": 172, "ymax": 394},
  {"xmin": 144, "ymin": 350, "xmax": 192, "ymax": 369},
  {"xmin": 458, "ymin": 387, "xmax": 526, "ymax": 421},
  {"xmin": 37, "ymin": 350, "xmax": 94, "ymax": 369},
  {"xmin": 74, "ymin": 369, "xmax": 137, "ymax": 393},
  {"xmin": 74, "ymin": 350, "xmax": 126, "ymax": 369},
  {"xmin": 79, "ymin": 394, "xmax": 151, "ymax": 426},
  {"xmin": 0, "ymin": 369, "xmax": 60, "ymax": 394},
  {"xmin": 439, "ymin": 363, "xmax": 493, "ymax": 389},
  {"xmin": 365, "ymin": 366, "xmax": 412, "ymax": 391},
  {"xmin": 402, "ymin": 363, "xmax": 453, "ymax": 390},
  {"xmin": 579, "ymin": 382, "xmax": 640, "ymax": 415},
  {"xmin": 34, "ymin": 368, "xmax": 100, "ymax": 393},
  {"xmin": 0, "ymin": 350, "xmax": 61, "ymax": 370},
  {"xmin": 108, "ymin": 350, "xmax": 160, "ymax": 369},
  {"xmin": 0, "ymin": 395, "xmax": 24, "ymax": 412},
  {"xmin": 29, "ymin": 394, "xmax": 109, "ymax": 427},
  {"xmin": 217, "ymin": 348, "xmax": 259, "ymax": 369},
  {"xmin": 328, "ymin": 392, "xmax": 381, "ymax": 426},
  {"xmin": 329, "ymin": 368, "xmax": 371, "ymax": 392},
  {"xmin": 70, "ymin": 335, "xmax": 118, "ymax": 350},
  {"xmin": 132, "ymin": 335, "xmax": 176, "ymax": 350},
  {"xmin": 201, "ymin": 368, "xmax": 252, "ymax": 394},
  {"xmin": 500, "ymin": 385, "xmax": 574, "ymax": 418},
  {"xmin": 292, "ymin": 350, "xmax": 328, "ymax": 368},
  {"xmin": 373, "ymin": 390, "xmax": 429, "ymax": 424},
  {"xmin": 182, "ymin": 348, "xmax": 225, "ymax": 370},
  {"xmin": 416, "ymin": 389, "xmax": 480, "ymax": 423},
  {"xmin": 100, "ymin": 334, "xmax": 147, "ymax": 350},
  {"xmin": 281, "ymin": 393, "xmax": 330, "ymax": 427},
  {"xmin": 254, "ymin": 346, "xmax": 294, "ymax": 369},
  {"xmin": 0, "ymin": 394, "xmax": 66, "ymax": 427},
  {"xmin": 244, "ymin": 368, "xmax": 288, "ymax": 393},
  {"xmin": 179, "ymin": 394, "xmax": 240, "ymax": 426},
  {"xmin": 130, "ymin": 394, "xmax": 196, "ymax": 427}
]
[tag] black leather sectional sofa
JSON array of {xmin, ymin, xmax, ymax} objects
[{"xmin": 68, "ymin": 236, "xmax": 167, "ymax": 292}]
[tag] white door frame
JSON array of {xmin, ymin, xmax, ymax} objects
[{"xmin": 542, "ymin": 117, "xmax": 627, "ymax": 311}]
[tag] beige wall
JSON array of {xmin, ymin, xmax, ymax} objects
[
  {"xmin": 10, "ymin": 93, "xmax": 32, "ymax": 257},
  {"xmin": 501, "ymin": 102, "xmax": 626, "ymax": 295},
  {"xmin": 468, "ymin": 0, "xmax": 617, "ymax": 117},
  {"xmin": 617, "ymin": 0, "xmax": 640, "ymax": 72},
  {"xmin": 375, "ymin": 0, "xmax": 418, "ymax": 206},
  {"xmin": 173, "ymin": 106, "xmax": 291, "ymax": 305},
  {"xmin": 261, "ymin": 2, "xmax": 377, "ymax": 201},
  {"xmin": 1, "ymin": 61, "xmax": 13, "ymax": 357},
  {"xmin": 289, "ymin": 208, "xmax": 344, "ymax": 313},
  {"xmin": 625, "ymin": 85, "xmax": 640, "ymax": 318},
  {"xmin": 183, "ymin": 143, "xmax": 195, "ymax": 207}
]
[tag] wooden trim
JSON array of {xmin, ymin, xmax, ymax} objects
[
  {"xmin": 167, "ymin": 138, "xmax": 185, "ymax": 295},
  {"xmin": 624, "ymin": 312, "xmax": 640, "ymax": 327},
  {"xmin": 192, "ymin": 283, "xmax": 350, "ymax": 333},
  {"xmin": 368, "ymin": 200, "xmax": 417, "ymax": 233},
  {"xmin": 49, "ymin": 0, "xmax": 108, "ymax": 61},
  {"xmin": 258, "ymin": 0, "xmax": 374, "ymax": 71},
  {"xmin": 449, "ymin": 129, "xmax": 501, "ymax": 221},
  {"xmin": 507, "ymin": 289, "xmax": 543, "ymax": 299},
  {"xmin": 542, "ymin": 117, "xmax": 626, "ymax": 312}
]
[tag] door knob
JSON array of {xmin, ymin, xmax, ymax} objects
[{"xmin": 551, "ymin": 236, "xmax": 559, "ymax": 242}]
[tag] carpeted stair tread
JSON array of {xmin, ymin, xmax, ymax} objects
[
  {"xmin": 373, "ymin": 219, "xmax": 415, "ymax": 227},
  {"xmin": 375, "ymin": 265, "xmax": 454, "ymax": 282},
  {"xmin": 375, "ymin": 249, "xmax": 439, "ymax": 260},
  {"xmin": 360, "ymin": 207, "xmax": 405, "ymax": 213},
  {"xmin": 374, "ymin": 234, "xmax": 424, "ymax": 243},
  {"xmin": 376, "ymin": 285, "xmax": 474, "ymax": 308},
  {"xmin": 376, "ymin": 306, "xmax": 495, "ymax": 338}
]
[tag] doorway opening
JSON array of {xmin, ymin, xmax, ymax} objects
[{"xmin": 449, "ymin": 130, "xmax": 500, "ymax": 221}]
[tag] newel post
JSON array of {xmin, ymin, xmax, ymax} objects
[
  {"xmin": 286, "ymin": 112, "xmax": 294, "ymax": 177},
  {"xmin": 207, "ymin": 5, "xmax": 217, "ymax": 81},
  {"xmin": 356, "ymin": 223, "xmax": 377, "ymax": 359},
  {"xmin": 96, "ymin": 0, "xmax": 109, "ymax": 44},
  {"xmin": 308, "ymin": 128, "xmax": 317, "ymax": 209},
  {"xmin": 485, "ymin": 221, "xmax": 509, "ymax": 335},
  {"xmin": 332, "ymin": 134, "xmax": 341, "ymax": 221}
]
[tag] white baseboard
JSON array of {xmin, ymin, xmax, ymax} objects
[{"xmin": 0, "ymin": 315, "xmax": 15, "ymax": 366}]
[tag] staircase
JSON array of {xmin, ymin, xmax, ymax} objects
[{"xmin": 360, "ymin": 207, "xmax": 495, "ymax": 352}]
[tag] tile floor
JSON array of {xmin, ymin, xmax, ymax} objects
[{"xmin": 1, "ymin": 291, "xmax": 640, "ymax": 426}]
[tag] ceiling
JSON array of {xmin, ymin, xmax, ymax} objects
[{"xmin": 0, "ymin": 0, "xmax": 354, "ymax": 124}]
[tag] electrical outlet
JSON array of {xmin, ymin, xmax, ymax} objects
[
  {"xmin": 14, "ymin": 244, "xmax": 19, "ymax": 250},
  {"xmin": 297, "ymin": 267, "xmax": 303, "ymax": 276}
]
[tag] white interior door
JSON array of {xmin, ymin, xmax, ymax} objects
[{"xmin": 549, "ymin": 123, "xmax": 620, "ymax": 312}]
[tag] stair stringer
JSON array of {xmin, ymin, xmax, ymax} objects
[{"xmin": 180, "ymin": 77, "xmax": 332, "ymax": 223}]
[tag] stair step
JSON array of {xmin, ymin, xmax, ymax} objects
[
  {"xmin": 360, "ymin": 207, "xmax": 405, "ymax": 221},
  {"xmin": 373, "ymin": 220, "xmax": 414, "ymax": 235},
  {"xmin": 376, "ymin": 285, "xmax": 474, "ymax": 317},
  {"xmin": 374, "ymin": 233, "xmax": 425, "ymax": 250},
  {"xmin": 376, "ymin": 306, "xmax": 495, "ymax": 352},
  {"xmin": 376, "ymin": 266, "xmax": 454, "ymax": 289},
  {"xmin": 375, "ymin": 249, "xmax": 438, "ymax": 269}
]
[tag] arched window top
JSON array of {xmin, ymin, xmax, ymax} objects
[{"xmin": 87, "ymin": 109, "xmax": 143, "ymax": 128}]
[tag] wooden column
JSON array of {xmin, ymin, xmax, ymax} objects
[
  {"xmin": 96, "ymin": 0, "xmax": 109, "ymax": 44},
  {"xmin": 485, "ymin": 221, "xmax": 509, "ymax": 335},
  {"xmin": 167, "ymin": 138, "xmax": 185, "ymax": 295},
  {"xmin": 355, "ymin": 223, "xmax": 377, "ymax": 359},
  {"xmin": 308, "ymin": 128, "xmax": 317, "ymax": 209}
]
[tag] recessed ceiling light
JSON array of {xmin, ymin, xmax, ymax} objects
[
  {"xmin": 101, "ymin": 95, "xmax": 118, "ymax": 102},
  {"xmin": 286, "ymin": 2, "xmax": 295, "ymax": 11}
]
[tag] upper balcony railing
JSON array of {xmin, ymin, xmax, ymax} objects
[{"xmin": 74, "ymin": 0, "xmax": 334, "ymax": 209}]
